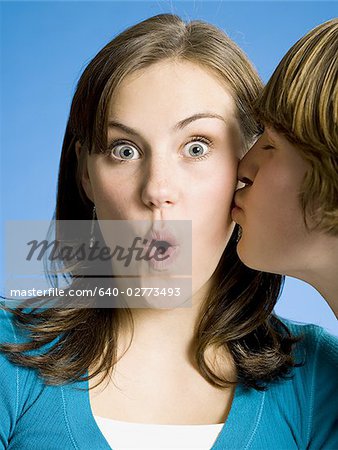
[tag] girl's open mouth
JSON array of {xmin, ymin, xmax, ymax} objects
[{"xmin": 142, "ymin": 229, "xmax": 180, "ymax": 271}]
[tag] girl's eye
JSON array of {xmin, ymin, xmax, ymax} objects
[
  {"xmin": 110, "ymin": 143, "xmax": 141, "ymax": 160},
  {"xmin": 183, "ymin": 140, "xmax": 210, "ymax": 159}
]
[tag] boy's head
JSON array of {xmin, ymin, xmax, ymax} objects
[{"xmin": 256, "ymin": 18, "xmax": 338, "ymax": 234}]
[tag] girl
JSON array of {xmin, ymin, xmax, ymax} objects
[{"xmin": 1, "ymin": 14, "xmax": 336, "ymax": 449}]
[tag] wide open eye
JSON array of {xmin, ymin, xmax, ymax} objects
[
  {"xmin": 111, "ymin": 143, "xmax": 141, "ymax": 160},
  {"xmin": 183, "ymin": 140, "xmax": 210, "ymax": 159}
]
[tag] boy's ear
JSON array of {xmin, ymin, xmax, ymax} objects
[{"xmin": 75, "ymin": 141, "xmax": 94, "ymax": 203}]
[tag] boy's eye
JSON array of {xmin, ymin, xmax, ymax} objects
[
  {"xmin": 111, "ymin": 143, "xmax": 141, "ymax": 160},
  {"xmin": 183, "ymin": 141, "xmax": 209, "ymax": 158},
  {"xmin": 261, "ymin": 144, "xmax": 275, "ymax": 150}
]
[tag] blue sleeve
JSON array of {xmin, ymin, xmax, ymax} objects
[
  {"xmin": 307, "ymin": 327, "xmax": 338, "ymax": 449},
  {"xmin": 0, "ymin": 309, "xmax": 20, "ymax": 449}
]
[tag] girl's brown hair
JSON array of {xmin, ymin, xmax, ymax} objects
[
  {"xmin": 256, "ymin": 18, "xmax": 338, "ymax": 234},
  {"xmin": 1, "ymin": 14, "xmax": 298, "ymax": 391}
]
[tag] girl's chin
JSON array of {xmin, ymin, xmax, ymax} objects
[{"xmin": 113, "ymin": 276, "xmax": 193, "ymax": 310}]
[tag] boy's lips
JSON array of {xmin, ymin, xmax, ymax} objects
[
  {"xmin": 231, "ymin": 192, "xmax": 245, "ymax": 222},
  {"xmin": 233, "ymin": 190, "xmax": 245, "ymax": 211}
]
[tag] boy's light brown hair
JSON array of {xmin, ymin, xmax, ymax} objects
[{"xmin": 256, "ymin": 18, "xmax": 338, "ymax": 234}]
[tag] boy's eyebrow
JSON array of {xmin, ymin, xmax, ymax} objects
[
  {"xmin": 265, "ymin": 126, "xmax": 277, "ymax": 145},
  {"xmin": 108, "ymin": 112, "xmax": 227, "ymax": 137}
]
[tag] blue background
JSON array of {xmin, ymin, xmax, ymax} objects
[{"xmin": 1, "ymin": 1, "xmax": 337, "ymax": 334}]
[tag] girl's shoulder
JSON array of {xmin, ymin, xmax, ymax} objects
[
  {"xmin": 274, "ymin": 315, "xmax": 337, "ymax": 409},
  {"xmin": 0, "ymin": 306, "xmax": 16, "ymax": 341},
  {"xmin": 0, "ymin": 307, "xmax": 46, "ymax": 408},
  {"xmin": 0, "ymin": 306, "xmax": 36, "ymax": 385},
  {"xmin": 0, "ymin": 307, "xmax": 27, "ymax": 441},
  {"xmin": 0, "ymin": 307, "xmax": 65, "ymax": 443},
  {"xmin": 273, "ymin": 317, "xmax": 338, "ymax": 448},
  {"xmin": 280, "ymin": 315, "xmax": 338, "ymax": 368}
]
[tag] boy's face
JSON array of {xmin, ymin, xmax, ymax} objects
[{"xmin": 232, "ymin": 126, "xmax": 318, "ymax": 276}]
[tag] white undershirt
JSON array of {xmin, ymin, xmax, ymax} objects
[{"xmin": 93, "ymin": 414, "xmax": 224, "ymax": 449}]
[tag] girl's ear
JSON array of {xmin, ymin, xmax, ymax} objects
[{"xmin": 75, "ymin": 141, "xmax": 94, "ymax": 203}]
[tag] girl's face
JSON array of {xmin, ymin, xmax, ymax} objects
[
  {"xmin": 80, "ymin": 60, "xmax": 242, "ymax": 294},
  {"xmin": 232, "ymin": 126, "xmax": 314, "ymax": 276}
]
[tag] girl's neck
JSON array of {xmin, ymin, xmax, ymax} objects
[{"xmin": 119, "ymin": 280, "xmax": 211, "ymax": 354}]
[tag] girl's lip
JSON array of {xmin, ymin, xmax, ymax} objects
[
  {"xmin": 148, "ymin": 244, "xmax": 180, "ymax": 271},
  {"xmin": 142, "ymin": 227, "xmax": 180, "ymax": 271},
  {"xmin": 143, "ymin": 227, "xmax": 179, "ymax": 247}
]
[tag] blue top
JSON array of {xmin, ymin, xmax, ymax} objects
[{"xmin": 0, "ymin": 308, "xmax": 337, "ymax": 449}]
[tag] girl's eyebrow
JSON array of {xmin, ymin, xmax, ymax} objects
[
  {"xmin": 108, "ymin": 112, "xmax": 227, "ymax": 138},
  {"xmin": 174, "ymin": 113, "xmax": 227, "ymax": 130},
  {"xmin": 108, "ymin": 121, "xmax": 140, "ymax": 138}
]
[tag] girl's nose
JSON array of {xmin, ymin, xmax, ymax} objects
[{"xmin": 141, "ymin": 158, "xmax": 179, "ymax": 211}]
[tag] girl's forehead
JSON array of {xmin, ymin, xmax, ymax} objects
[
  {"xmin": 107, "ymin": 60, "xmax": 237, "ymax": 125},
  {"xmin": 113, "ymin": 60, "xmax": 231, "ymax": 95}
]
